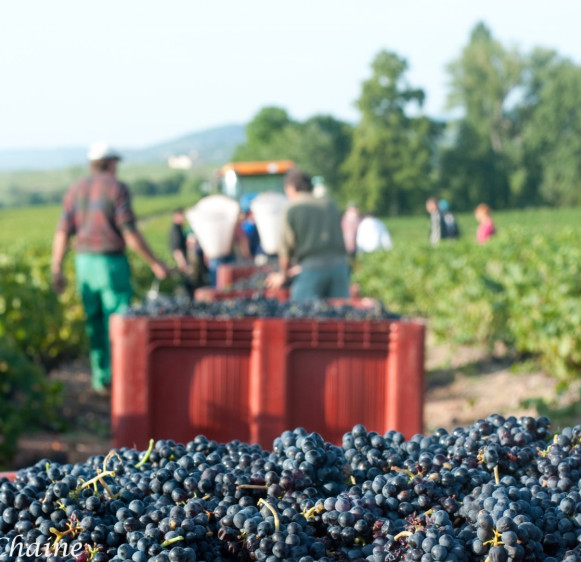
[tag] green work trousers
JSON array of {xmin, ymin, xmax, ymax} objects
[{"xmin": 75, "ymin": 253, "xmax": 132, "ymax": 390}]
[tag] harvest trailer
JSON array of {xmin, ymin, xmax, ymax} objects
[{"xmin": 219, "ymin": 160, "xmax": 295, "ymax": 200}]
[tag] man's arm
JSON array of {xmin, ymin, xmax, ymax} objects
[
  {"xmin": 266, "ymin": 211, "xmax": 294, "ymax": 289},
  {"xmin": 51, "ymin": 230, "xmax": 69, "ymax": 294},
  {"xmin": 172, "ymin": 249, "xmax": 188, "ymax": 272},
  {"xmin": 123, "ymin": 229, "xmax": 171, "ymax": 279}
]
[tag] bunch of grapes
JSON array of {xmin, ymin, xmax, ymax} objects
[
  {"xmin": 126, "ymin": 296, "xmax": 398, "ymax": 322},
  {"xmin": 3, "ymin": 415, "xmax": 581, "ymax": 560}
]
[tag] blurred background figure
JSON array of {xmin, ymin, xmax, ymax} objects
[
  {"xmin": 208, "ymin": 215, "xmax": 251, "ymax": 286},
  {"xmin": 51, "ymin": 142, "xmax": 170, "ymax": 393},
  {"xmin": 356, "ymin": 215, "xmax": 393, "ymax": 253},
  {"xmin": 169, "ymin": 208, "xmax": 202, "ymax": 296},
  {"xmin": 438, "ymin": 199, "xmax": 460, "ymax": 239},
  {"xmin": 249, "ymin": 191, "xmax": 288, "ymax": 266},
  {"xmin": 239, "ymin": 193, "xmax": 262, "ymax": 260},
  {"xmin": 341, "ymin": 201, "xmax": 362, "ymax": 260},
  {"xmin": 185, "ymin": 194, "xmax": 251, "ymax": 287},
  {"xmin": 426, "ymin": 196, "xmax": 444, "ymax": 245},
  {"xmin": 475, "ymin": 203, "xmax": 496, "ymax": 243},
  {"xmin": 266, "ymin": 169, "xmax": 349, "ymax": 300},
  {"xmin": 185, "ymin": 230, "xmax": 208, "ymax": 289}
]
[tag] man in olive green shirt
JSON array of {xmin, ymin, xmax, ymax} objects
[{"xmin": 266, "ymin": 169, "xmax": 350, "ymax": 300}]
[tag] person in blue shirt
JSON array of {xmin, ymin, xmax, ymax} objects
[
  {"xmin": 239, "ymin": 193, "xmax": 262, "ymax": 258},
  {"xmin": 438, "ymin": 199, "xmax": 460, "ymax": 239}
]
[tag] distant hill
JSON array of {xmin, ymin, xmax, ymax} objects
[
  {"xmin": 128, "ymin": 124, "xmax": 245, "ymax": 165},
  {"xmin": 0, "ymin": 124, "xmax": 246, "ymax": 171},
  {"xmin": 0, "ymin": 147, "xmax": 88, "ymax": 172}
]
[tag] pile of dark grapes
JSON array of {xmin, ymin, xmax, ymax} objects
[
  {"xmin": 127, "ymin": 296, "xmax": 399, "ymax": 321},
  {"xmin": 4, "ymin": 415, "xmax": 581, "ymax": 560}
]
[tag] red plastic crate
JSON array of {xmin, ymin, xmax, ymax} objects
[
  {"xmin": 250, "ymin": 318, "xmax": 425, "ymax": 445},
  {"xmin": 111, "ymin": 314, "xmax": 425, "ymax": 449},
  {"xmin": 216, "ymin": 264, "xmax": 274, "ymax": 289},
  {"xmin": 0, "ymin": 472, "xmax": 15, "ymax": 481},
  {"xmin": 111, "ymin": 315, "xmax": 256, "ymax": 450}
]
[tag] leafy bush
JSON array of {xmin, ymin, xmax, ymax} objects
[
  {"xmin": 354, "ymin": 226, "xmax": 581, "ymax": 387},
  {"xmin": 0, "ymin": 341, "xmax": 63, "ymax": 467},
  {"xmin": 0, "ymin": 241, "xmax": 180, "ymax": 370},
  {"xmin": 0, "ymin": 244, "xmax": 86, "ymax": 369}
]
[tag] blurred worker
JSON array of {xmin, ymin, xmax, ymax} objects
[
  {"xmin": 239, "ymin": 193, "xmax": 262, "ymax": 258},
  {"xmin": 208, "ymin": 214, "xmax": 252, "ymax": 287},
  {"xmin": 475, "ymin": 203, "xmax": 496, "ymax": 243},
  {"xmin": 426, "ymin": 196, "xmax": 445, "ymax": 245},
  {"xmin": 51, "ymin": 142, "xmax": 170, "ymax": 394},
  {"xmin": 185, "ymin": 194, "xmax": 252, "ymax": 287},
  {"xmin": 356, "ymin": 215, "xmax": 393, "ymax": 253},
  {"xmin": 438, "ymin": 199, "xmax": 460, "ymax": 239},
  {"xmin": 249, "ymin": 191, "xmax": 287, "ymax": 266},
  {"xmin": 341, "ymin": 202, "xmax": 362, "ymax": 259},
  {"xmin": 169, "ymin": 208, "xmax": 201, "ymax": 295},
  {"xmin": 266, "ymin": 169, "xmax": 349, "ymax": 300}
]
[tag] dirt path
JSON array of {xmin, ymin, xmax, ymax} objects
[
  {"xmin": 10, "ymin": 342, "xmax": 581, "ymax": 469},
  {"xmin": 424, "ymin": 341, "xmax": 580, "ymax": 433}
]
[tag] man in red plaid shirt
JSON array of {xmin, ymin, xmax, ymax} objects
[{"xmin": 51, "ymin": 142, "xmax": 170, "ymax": 393}]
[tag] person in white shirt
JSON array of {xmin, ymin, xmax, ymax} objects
[{"xmin": 356, "ymin": 216, "xmax": 393, "ymax": 253}]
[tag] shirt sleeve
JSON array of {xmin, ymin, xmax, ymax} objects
[
  {"xmin": 115, "ymin": 182, "xmax": 137, "ymax": 231},
  {"xmin": 56, "ymin": 185, "xmax": 76, "ymax": 236},
  {"xmin": 278, "ymin": 207, "xmax": 295, "ymax": 260}
]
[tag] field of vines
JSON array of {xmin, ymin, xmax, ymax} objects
[
  {"xmin": 1, "ymin": 201, "xmax": 580, "ymax": 463},
  {"xmin": 354, "ymin": 208, "xmax": 581, "ymax": 388},
  {"xmin": 0, "ymin": 196, "xmax": 186, "ymax": 463}
]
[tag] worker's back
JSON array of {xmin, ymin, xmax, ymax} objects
[
  {"xmin": 59, "ymin": 172, "xmax": 134, "ymax": 254},
  {"xmin": 284, "ymin": 193, "xmax": 346, "ymax": 264}
]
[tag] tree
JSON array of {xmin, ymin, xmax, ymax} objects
[
  {"xmin": 233, "ymin": 107, "xmax": 295, "ymax": 161},
  {"xmin": 342, "ymin": 50, "xmax": 440, "ymax": 215},
  {"xmin": 288, "ymin": 115, "xmax": 352, "ymax": 194},
  {"xmin": 440, "ymin": 23, "xmax": 523, "ymax": 210},
  {"xmin": 518, "ymin": 50, "xmax": 581, "ymax": 206},
  {"xmin": 232, "ymin": 108, "xmax": 353, "ymax": 195}
]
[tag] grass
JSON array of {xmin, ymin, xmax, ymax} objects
[
  {"xmin": 2, "ymin": 197, "xmax": 579, "ymax": 256},
  {"xmin": 383, "ymin": 206, "xmax": 581, "ymax": 246},
  {"xmin": 0, "ymin": 162, "xmax": 210, "ymax": 194},
  {"xmin": 0, "ymin": 193, "xmax": 202, "ymax": 253}
]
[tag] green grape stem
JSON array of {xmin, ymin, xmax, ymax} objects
[
  {"xmin": 135, "ymin": 438, "xmax": 155, "ymax": 469},
  {"xmin": 257, "ymin": 498, "xmax": 280, "ymax": 532}
]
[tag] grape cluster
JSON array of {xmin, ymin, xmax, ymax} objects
[
  {"xmin": 127, "ymin": 296, "xmax": 398, "ymax": 321},
  {"xmin": 3, "ymin": 415, "xmax": 581, "ymax": 560}
]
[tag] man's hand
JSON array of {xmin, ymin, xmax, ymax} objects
[
  {"xmin": 265, "ymin": 272, "xmax": 286, "ymax": 290},
  {"xmin": 151, "ymin": 260, "xmax": 172, "ymax": 280},
  {"xmin": 52, "ymin": 271, "xmax": 67, "ymax": 295},
  {"xmin": 287, "ymin": 265, "xmax": 302, "ymax": 278}
]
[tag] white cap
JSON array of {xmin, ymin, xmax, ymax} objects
[{"xmin": 87, "ymin": 141, "xmax": 122, "ymax": 161}]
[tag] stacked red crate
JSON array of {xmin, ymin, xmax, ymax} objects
[{"xmin": 111, "ymin": 314, "xmax": 425, "ymax": 450}]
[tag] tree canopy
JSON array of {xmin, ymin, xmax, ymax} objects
[
  {"xmin": 341, "ymin": 50, "xmax": 440, "ymax": 215},
  {"xmin": 231, "ymin": 23, "xmax": 581, "ymax": 215}
]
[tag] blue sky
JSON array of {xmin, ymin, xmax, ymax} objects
[{"xmin": 0, "ymin": 0, "xmax": 579, "ymax": 150}]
